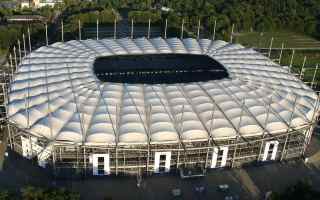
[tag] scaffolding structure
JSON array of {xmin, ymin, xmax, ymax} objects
[{"xmin": 3, "ymin": 121, "xmax": 316, "ymax": 177}]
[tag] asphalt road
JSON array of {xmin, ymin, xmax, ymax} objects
[{"xmin": 1, "ymin": 135, "xmax": 320, "ymax": 199}]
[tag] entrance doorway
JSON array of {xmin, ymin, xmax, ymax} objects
[
  {"xmin": 154, "ymin": 152, "xmax": 171, "ymax": 173},
  {"xmin": 92, "ymin": 154, "xmax": 110, "ymax": 175},
  {"xmin": 211, "ymin": 147, "xmax": 228, "ymax": 168},
  {"xmin": 262, "ymin": 141, "xmax": 279, "ymax": 161}
]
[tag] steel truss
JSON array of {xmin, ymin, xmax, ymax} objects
[{"xmin": 5, "ymin": 123, "xmax": 313, "ymax": 176}]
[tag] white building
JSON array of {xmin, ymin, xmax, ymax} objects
[{"xmin": 6, "ymin": 37, "xmax": 320, "ymax": 176}]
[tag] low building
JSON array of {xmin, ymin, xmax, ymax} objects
[
  {"xmin": 20, "ymin": 0, "xmax": 62, "ymax": 9},
  {"xmin": 20, "ymin": 0, "xmax": 30, "ymax": 8}
]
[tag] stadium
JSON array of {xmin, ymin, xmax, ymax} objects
[{"xmin": 6, "ymin": 37, "xmax": 320, "ymax": 176}]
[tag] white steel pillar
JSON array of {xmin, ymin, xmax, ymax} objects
[
  {"xmin": 212, "ymin": 19, "xmax": 217, "ymax": 40},
  {"xmin": 180, "ymin": 19, "xmax": 184, "ymax": 39},
  {"xmin": 114, "ymin": 18, "xmax": 117, "ymax": 40},
  {"xmin": 147, "ymin": 18, "xmax": 151, "ymax": 39},
  {"xmin": 7, "ymin": 123, "xmax": 12, "ymax": 149},
  {"xmin": 61, "ymin": 21, "xmax": 64, "ymax": 42},
  {"xmin": 197, "ymin": 19, "xmax": 201, "ymax": 40},
  {"xmin": 27, "ymin": 27, "xmax": 31, "ymax": 53},
  {"xmin": 22, "ymin": 33, "xmax": 27, "ymax": 57},
  {"xmin": 230, "ymin": 24, "xmax": 234, "ymax": 43},
  {"xmin": 268, "ymin": 37, "xmax": 274, "ymax": 58},
  {"xmin": 289, "ymin": 49, "xmax": 295, "ymax": 73},
  {"xmin": 311, "ymin": 64, "xmax": 318, "ymax": 88},
  {"xmin": 262, "ymin": 141, "xmax": 279, "ymax": 161},
  {"xmin": 13, "ymin": 46, "xmax": 17, "ymax": 69},
  {"xmin": 78, "ymin": 20, "xmax": 81, "ymax": 40},
  {"xmin": 211, "ymin": 146, "xmax": 228, "ymax": 168},
  {"xmin": 17, "ymin": 40, "xmax": 21, "ymax": 62},
  {"xmin": 278, "ymin": 42, "xmax": 284, "ymax": 64},
  {"xmin": 131, "ymin": 19, "xmax": 134, "ymax": 39},
  {"xmin": 154, "ymin": 152, "xmax": 171, "ymax": 173},
  {"xmin": 164, "ymin": 18, "xmax": 168, "ymax": 39},
  {"xmin": 299, "ymin": 56, "xmax": 307, "ymax": 79},
  {"xmin": 92, "ymin": 154, "xmax": 110, "ymax": 176},
  {"xmin": 45, "ymin": 23, "xmax": 48, "ymax": 46},
  {"xmin": 96, "ymin": 19, "xmax": 99, "ymax": 40}
]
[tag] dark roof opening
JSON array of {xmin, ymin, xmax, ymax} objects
[{"xmin": 93, "ymin": 54, "xmax": 229, "ymax": 84}]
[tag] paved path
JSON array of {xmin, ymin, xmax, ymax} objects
[
  {"xmin": 233, "ymin": 168, "xmax": 261, "ymax": 199},
  {"xmin": 1, "ymin": 136, "xmax": 320, "ymax": 199}
]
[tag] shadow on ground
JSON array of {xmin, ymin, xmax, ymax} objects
[{"xmin": 1, "ymin": 136, "xmax": 320, "ymax": 200}]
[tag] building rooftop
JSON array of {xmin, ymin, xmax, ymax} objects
[{"xmin": 7, "ymin": 37, "xmax": 319, "ymax": 145}]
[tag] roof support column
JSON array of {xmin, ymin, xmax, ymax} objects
[
  {"xmin": 280, "ymin": 95, "xmax": 298, "ymax": 161},
  {"xmin": 59, "ymin": 146, "xmax": 62, "ymax": 162},
  {"xmin": 113, "ymin": 18, "xmax": 117, "ymax": 40},
  {"xmin": 147, "ymin": 18, "xmax": 151, "ymax": 39},
  {"xmin": 145, "ymin": 104, "xmax": 151, "ymax": 174},
  {"xmin": 27, "ymin": 27, "xmax": 31, "ymax": 53},
  {"xmin": 96, "ymin": 19, "xmax": 99, "ymax": 40},
  {"xmin": 22, "ymin": 33, "xmax": 27, "ymax": 57},
  {"xmin": 197, "ymin": 19, "xmax": 201, "ymax": 40},
  {"xmin": 52, "ymin": 145, "xmax": 56, "ymax": 176},
  {"xmin": 83, "ymin": 146, "xmax": 86, "ymax": 176},
  {"xmin": 231, "ymin": 100, "xmax": 245, "ymax": 167},
  {"xmin": 2, "ymin": 84, "xmax": 7, "ymax": 115},
  {"xmin": 231, "ymin": 139, "xmax": 238, "ymax": 168},
  {"xmin": 230, "ymin": 24, "xmax": 234, "ymax": 43},
  {"xmin": 13, "ymin": 46, "xmax": 17, "ymax": 70},
  {"xmin": 278, "ymin": 42, "xmax": 284, "ymax": 65},
  {"xmin": 180, "ymin": 19, "xmax": 184, "ymax": 39},
  {"xmin": 212, "ymin": 19, "xmax": 216, "ymax": 41},
  {"xmin": 115, "ymin": 146, "xmax": 119, "ymax": 176},
  {"xmin": 299, "ymin": 56, "xmax": 307, "ymax": 80},
  {"xmin": 257, "ymin": 100, "xmax": 271, "ymax": 161},
  {"xmin": 176, "ymin": 143, "xmax": 181, "ymax": 169},
  {"xmin": 7, "ymin": 123, "xmax": 13, "ymax": 149},
  {"xmin": 61, "ymin": 21, "xmax": 64, "ymax": 42},
  {"xmin": 311, "ymin": 64, "xmax": 318, "ymax": 88},
  {"xmin": 204, "ymin": 139, "xmax": 211, "ymax": 168},
  {"xmin": 45, "ymin": 23, "xmax": 48, "ymax": 46},
  {"xmin": 131, "ymin": 19, "xmax": 134, "ymax": 39},
  {"xmin": 28, "ymin": 135, "xmax": 33, "ymax": 158},
  {"xmin": 164, "ymin": 19, "xmax": 167, "ymax": 39},
  {"xmin": 268, "ymin": 37, "xmax": 274, "ymax": 58},
  {"xmin": 76, "ymin": 146, "xmax": 79, "ymax": 169},
  {"xmin": 9, "ymin": 54, "xmax": 13, "ymax": 82},
  {"xmin": 78, "ymin": 20, "xmax": 81, "ymax": 40},
  {"xmin": 18, "ymin": 40, "xmax": 22, "ymax": 62},
  {"xmin": 146, "ymin": 145, "xmax": 150, "ymax": 175},
  {"xmin": 304, "ymin": 95, "xmax": 320, "ymax": 151},
  {"xmin": 289, "ymin": 49, "xmax": 295, "ymax": 73}
]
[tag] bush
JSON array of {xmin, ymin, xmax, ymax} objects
[
  {"xmin": 21, "ymin": 186, "xmax": 80, "ymax": 200},
  {"xmin": 66, "ymin": 8, "xmax": 120, "ymax": 32},
  {"xmin": 128, "ymin": 11, "xmax": 161, "ymax": 24}
]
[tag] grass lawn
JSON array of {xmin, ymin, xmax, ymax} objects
[
  {"xmin": 234, "ymin": 31, "xmax": 320, "ymax": 49},
  {"xmin": 233, "ymin": 31, "xmax": 320, "ymax": 87}
]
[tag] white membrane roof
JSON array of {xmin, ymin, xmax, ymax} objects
[{"xmin": 8, "ymin": 37, "xmax": 319, "ymax": 145}]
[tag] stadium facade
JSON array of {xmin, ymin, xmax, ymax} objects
[{"xmin": 6, "ymin": 37, "xmax": 320, "ymax": 176}]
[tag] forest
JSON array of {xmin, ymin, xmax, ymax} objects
[
  {"xmin": 98, "ymin": 0, "xmax": 320, "ymax": 39},
  {"xmin": 0, "ymin": 0, "xmax": 320, "ymax": 56}
]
